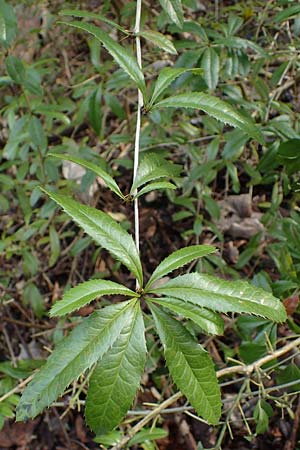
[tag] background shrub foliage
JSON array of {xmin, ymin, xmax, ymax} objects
[{"xmin": 0, "ymin": 0, "xmax": 300, "ymax": 448}]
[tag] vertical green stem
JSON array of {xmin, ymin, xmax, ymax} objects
[{"xmin": 133, "ymin": 0, "xmax": 143, "ymax": 289}]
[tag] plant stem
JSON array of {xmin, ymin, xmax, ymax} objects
[
  {"xmin": 133, "ymin": 0, "xmax": 143, "ymax": 289},
  {"xmin": 111, "ymin": 392, "xmax": 182, "ymax": 450}
]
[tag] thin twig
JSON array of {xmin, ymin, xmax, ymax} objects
[
  {"xmin": 284, "ymin": 395, "xmax": 300, "ymax": 450},
  {"xmin": 110, "ymin": 392, "xmax": 182, "ymax": 450},
  {"xmin": 2, "ymin": 325, "xmax": 17, "ymax": 367},
  {"xmin": 215, "ymin": 380, "xmax": 249, "ymax": 449},
  {"xmin": 133, "ymin": 0, "xmax": 143, "ymax": 289},
  {"xmin": 50, "ymin": 379, "xmax": 300, "ymax": 412},
  {"xmin": 0, "ymin": 375, "xmax": 34, "ymax": 403},
  {"xmin": 217, "ymin": 336, "xmax": 300, "ymax": 378}
]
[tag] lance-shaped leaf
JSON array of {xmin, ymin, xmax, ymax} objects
[
  {"xmin": 85, "ymin": 302, "xmax": 146, "ymax": 434},
  {"xmin": 152, "ymin": 93, "xmax": 264, "ymax": 144},
  {"xmin": 59, "ymin": 21, "xmax": 146, "ymax": 102},
  {"xmin": 0, "ymin": 0, "xmax": 17, "ymax": 47},
  {"xmin": 158, "ymin": 0, "xmax": 184, "ymax": 28},
  {"xmin": 150, "ymin": 304, "xmax": 221, "ymax": 424},
  {"xmin": 50, "ymin": 279, "xmax": 138, "ymax": 317},
  {"xmin": 135, "ymin": 181, "xmax": 176, "ymax": 199},
  {"xmin": 201, "ymin": 47, "xmax": 220, "ymax": 90},
  {"xmin": 274, "ymin": 4, "xmax": 300, "ymax": 23},
  {"xmin": 147, "ymin": 297, "xmax": 224, "ymax": 335},
  {"xmin": 29, "ymin": 117, "xmax": 47, "ymax": 153},
  {"xmin": 130, "ymin": 153, "xmax": 181, "ymax": 194},
  {"xmin": 41, "ymin": 189, "xmax": 143, "ymax": 286},
  {"xmin": 138, "ymin": 30, "xmax": 177, "ymax": 55},
  {"xmin": 59, "ymin": 9, "xmax": 129, "ymax": 34},
  {"xmin": 149, "ymin": 67, "xmax": 203, "ymax": 108},
  {"xmin": 16, "ymin": 300, "xmax": 136, "ymax": 421},
  {"xmin": 49, "ymin": 153, "xmax": 124, "ymax": 199},
  {"xmin": 5, "ymin": 55, "xmax": 26, "ymax": 85},
  {"xmin": 150, "ymin": 273, "xmax": 287, "ymax": 322},
  {"xmin": 145, "ymin": 245, "xmax": 216, "ymax": 290}
]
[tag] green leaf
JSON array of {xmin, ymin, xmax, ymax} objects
[
  {"xmin": 128, "ymin": 428, "xmax": 168, "ymax": 446},
  {"xmin": 146, "ymin": 245, "xmax": 216, "ymax": 290},
  {"xmin": 29, "ymin": 117, "xmax": 48, "ymax": 153},
  {"xmin": 277, "ymin": 139, "xmax": 300, "ymax": 161},
  {"xmin": 150, "ymin": 273, "xmax": 287, "ymax": 322},
  {"xmin": 59, "ymin": 9, "xmax": 129, "ymax": 34},
  {"xmin": 152, "ymin": 92, "xmax": 264, "ymax": 144},
  {"xmin": 149, "ymin": 304, "xmax": 221, "ymax": 424},
  {"xmin": 138, "ymin": 30, "xmax": 177, "ymax": 55},
  {"xmin": 274, "ymin": 5, "xmax": 300, "ymax": 22},
  {"xmin": 49, "ymin": 225, "xmax": 61, "ymax": 267},
  {"xmin": 276, "ymin": 364, "xmax": 300, "ymax": 392},
  {"xmin": 23, "ymin": 67, "xmax": 43, "ymax": 96},
  {"xmin": 0, "ymin": 0, "xmax": 17, "ymax": 47},
  {"xmin": 130, "ymin": 153, "xmax": 181, "ymax": 194},
  {"xmin": 222, "ymin": 129, "xmax": 249, "ymax": 160},
  {"xmin": 158, "ymin": 0, "xmax": 184, "ymax": 28},
  {"xmin": 16, "ymin": 300, "xmax": 136, "ymax": 421},
  {"xmin": 254, "ymin": 400, "xmax": 272, "ymax": 435},
  {"xmin": 41, "ymin": 189, "xmax": 143, "ymax": 286},
  {"xmin": 5, "ymin": 55, "xmax": 26, "ymax": 85},
  {"xmin": 147, "ymin": 297, "xmax": 224, "ymax": 335},
  {"xmin": 23, "ymin": 283, "xmax": 45, "ymax": 319},
  {"xmin": 88, "ymin": 85, "xmax": 102, "ymax": 137},
  {"xmin": 59, "ymin": 21, "xmax": 146, "ymax": 101},
  {"xmin": 270, "ymin": 61, "xmax": 289, "ymax": 87},
  {"xmin": 50, "ymin": 279, "xmax": 138, "ymax": 317},
  {"xmin": 85, "ymin": 302, "xmax": 146, "ymax": 434},
  {"xmin": 49, "ymin": 154, "xmax": 124, "ymax": 199},
  {"xmin": 215, "ymin": 37, "xmax": 267, "ymax": 57},
  {"xmin": 149, "ymin": 67, "xmax": 203, "ymax": 108},
  {"xmin": 135, "ymin": 181, "xmax": 176, "ymax": 198},
  {"xmin": 0, "ymin": 12, "xmax": 5, "ymax": 42},
  {"xmin": 201, "ymin": 47, "xmax": 219, "ymax": 90},
  {"xmin": 33, "ymin": 106, "xmax": 70, "ymax": 125},
  {"xmin": 94, "ymin": 431, "xmax": 122, "ymax": 446}
]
